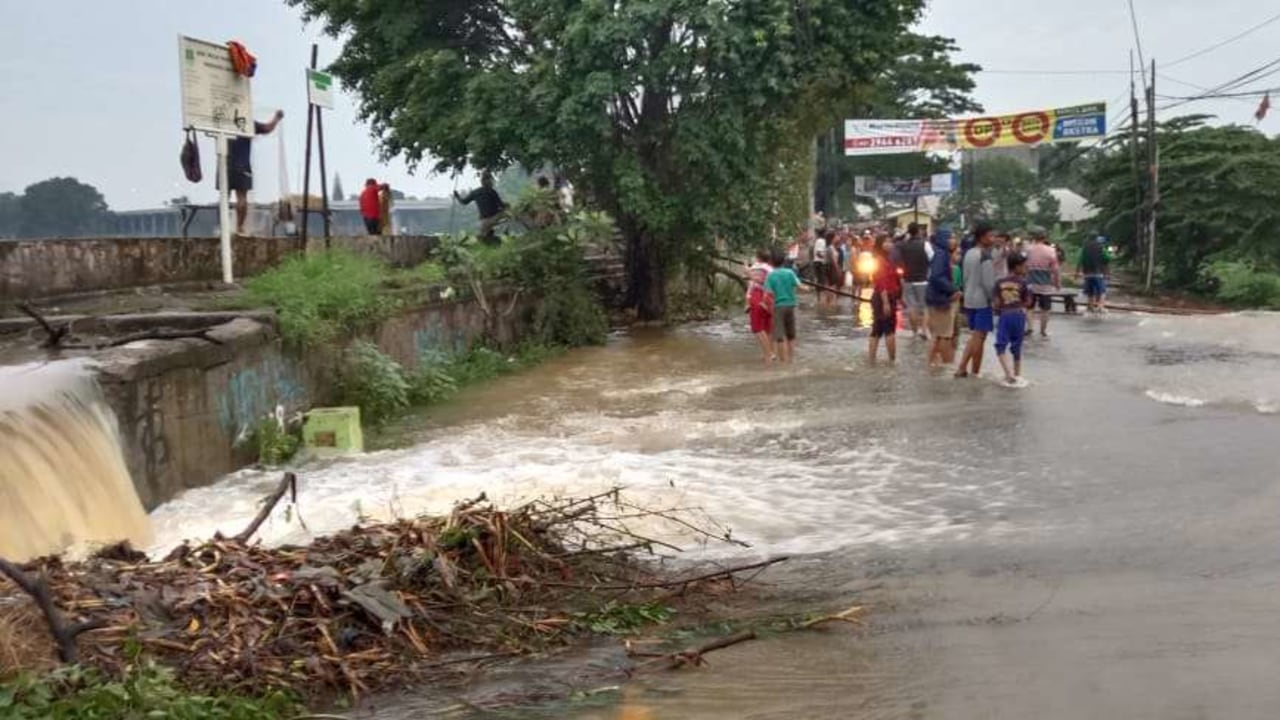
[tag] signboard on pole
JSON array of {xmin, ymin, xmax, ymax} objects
[
  {"xmin": 854, "ymin": 173, "xmax": 958, "ymax": 200},
  {"xmin": 844, "ymin": 103, "xmax": 1107, "ymax": 156},
  {"xmin": 178, "ymin": 35, "xmax": 254, "ymax": 136},
  {"xmin": 307, "ymin": 69, "xmax": 335, "ymax": 109}
]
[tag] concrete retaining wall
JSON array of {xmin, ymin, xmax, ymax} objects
[
  {"xmin": 95, "ymin": 291, "xmax": 535, "ymax": 510},
  {"xmin": 0, "ymin": 234, "xmax": 440, "ymax": 301}
]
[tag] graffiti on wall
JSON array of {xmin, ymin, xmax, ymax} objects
[
  {"xmin": 413, "ymin": 312, "xmax": 470, "ymax": 365},
  {"xmin": 134, "ymin": 379, "xmax": 170, "ymax": 484},
  {"xmin": 216, "ymin": 356, "xmax": 306, "ymax": 441}
]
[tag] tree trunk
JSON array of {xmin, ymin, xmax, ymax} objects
[{"xmin": 623, "ymin": 222, "xmax": 666, "ymax": 321}]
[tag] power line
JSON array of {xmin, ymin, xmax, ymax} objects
[
  {"xmin": 1156, "ymin": 56, "xmax": 1280, "ymax": 112},
  {"xmin": 1126, "ymin": 0, "xmax": 1149, "ymax": 89},
  {"xmin": 1165, "ymin": 10, "xmax": 1280, "ymax": 68}
]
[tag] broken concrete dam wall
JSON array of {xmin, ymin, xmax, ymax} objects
[{"xmin": 94, "ymin": 288, "xmax": 533, "ymax": 511}]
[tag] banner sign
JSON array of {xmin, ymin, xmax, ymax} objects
[
  {"xmin": 844, "ymin": 103, "xmax": 1106, "ymax": 156},
  {"xmin": 855, "ymin": 173, "xmax": 958, "ymax": 199}
]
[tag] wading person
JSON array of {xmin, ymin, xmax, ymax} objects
[
  {"xmin": 868, "ymin": 235, "xmax": 900, "ymax": 364},
  {"xmin": 359, "ymin": 178, "xmax": 381, "ymax": 235},
  {"xmin": 455, "ymin": 172, "xmax": 507, "ymax": 245},
  {"xmin": 746, "ymin": 250, "xmax": 775, "ymax": 364},
  {"xmin": 925, "ymin": 229, "xmax": 959, "ymax": 368},
  {"xmin": 1078, "ymin": 234, "xmax": 1112, "ymax": 314},
  {"xmin": 765, "ymin": 250, "xmax": 801, "ymax": 364},
  {"xmin": 994, "ymin": 252, "xmax": 1033, "ymax": 385},
  {"xmin": 897, "ymin": 222, "xmax": 931, "ymax": 340},
  {"xmin": 227, "ymin": 109, "xmax": 284, "ymax": 235},
  {"xmin": 956, "ymin": 223, "xmax": 996, "ymax": 378},
  {"xmin": 1024, "ymin": 227, "xmax": 1060, "ymax": 337}
]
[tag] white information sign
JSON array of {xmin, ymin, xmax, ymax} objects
[
  {"xmin": 307, "ymin": 69, "xmax": 335, "ymax": 110},
  {"xmin": 179, "ymin": 35, "xmax": 254, "ymax": 137}
]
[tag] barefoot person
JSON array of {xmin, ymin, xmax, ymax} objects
[
  {"xmin": 764, "ymin": 250, "xmax": 801, "ymax": 364},
  {"xmin": 994, "ymin": 253, "xmax": 1033, "ymax": 384},
  {"xmin": 227, "ymin": 109, "xmax": 284, "ymax": 234},
  {"xmin": 956, "ymin": 223, "xmax": 996, "ymax": 378},
  {"xmin": 897, "ymin": 222, "xmax": 931, "ymax": 340},
  {"xmin": 1024, "ymin": 227, "xmax": 1060, "ymax": 337},
  {"xmin": 925, "ymin": 229, "xmax": 960, "ymax": 368},
  {"xmin": 746, "ymin": 250, "xmax": 775, "ymax": 364},
  {"xmin": 1077, "ymin": 234, "xmax": 1113, "ymax": 313},
  {"xmin": 869, "ymin": 235, "xmax": 900, "ymax": 364}
]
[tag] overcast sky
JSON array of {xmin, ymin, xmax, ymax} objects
[{"xmin": 1, "ymin": 0, "xmax": 1276, "ymax": 210}]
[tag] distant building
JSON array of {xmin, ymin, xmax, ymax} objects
[{"xmin": 105, "ymin": 197, "xmax": 474, "ymax": 238}]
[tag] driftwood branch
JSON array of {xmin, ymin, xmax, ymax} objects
[
  {"xmin": 632, "ymin": 629, "xmax": 758, "ymax": 670},
  {"xmin": 0, "ymin": 557, "xmax": 103, "ymax": 663},
  {"xmin": 226, "ymin": 472, "xmax": 297, "ymax": 544},
  {"xmin": 16, "ymin": 302, "xmax": 71, "ymax": 348}
]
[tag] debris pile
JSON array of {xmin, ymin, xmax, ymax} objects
[{"xmin": 0, "ymin": 477, "xmax": 784, "ymax": 698}]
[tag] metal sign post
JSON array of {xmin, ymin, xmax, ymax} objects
[
  {"xmin": 179, "ymin": 35, "xmax": 253, "ymax": 284},
  {"xmin": 301, "ymin": 44, "xmax": 335, "ymax": 247}
]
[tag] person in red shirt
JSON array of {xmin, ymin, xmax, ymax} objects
[
  {"xmin": 359, "ymin": 179, "xmax": 381, "ymax": 235},
  {"xmin": 869, "ymin": 235, "xmax": 901, "ymax": 364}
]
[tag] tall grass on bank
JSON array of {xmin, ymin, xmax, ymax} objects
[{"xmin": 244, "ymin": 250, "xmax": 399, "ymax": 348}]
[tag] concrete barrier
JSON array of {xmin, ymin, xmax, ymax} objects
[{"xmin": 0, "ymin": 234, "xmax": 442, "ymax": 301}]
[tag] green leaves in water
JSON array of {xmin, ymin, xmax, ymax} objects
[{"xmin": 576, "ymin": 601, "xmax": 675, "ymax": 636}]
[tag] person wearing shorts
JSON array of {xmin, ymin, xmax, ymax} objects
[
  {"xmin": 764, "ymin": 257, "xmax": 801, "ymax": 364},
  {"xmin": 956, "ymin": 223, "xmax": 997, "ymax": 378},
  {"xmin": 993, "ymin": 253, "xmax": 1033, "ymax": 384},
  {"xmin": 925, "ymin": 229, "xmax": 959, "ymax": 368},
  {"xmin": 868, "ymin": 238, "xmax": 900, "ymax": 364},
  {"xmin": 1077, "ymin": 235, "xmax": 1112, "ymax": 313},
  {"xmin": 746, "ymin": 251, "xmax": 775, "ymax": 365},
  {"xmin": 1024, "ymin": 227, "xmax": 1061, "ymax": 337},
  {"xmin": 897, "ymin": 223, "xmax": 931, "ymax": 339}
]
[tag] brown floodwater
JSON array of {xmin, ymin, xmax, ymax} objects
[{"xmin": 148, "ymin": 302, "xmax": 1280, "ymax": 718}]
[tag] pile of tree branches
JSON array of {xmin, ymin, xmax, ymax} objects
[{"xmin": 0, "ymin": 478, "xmax": 785, "ymax": 700}]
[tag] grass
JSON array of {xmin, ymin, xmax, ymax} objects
[
  {"xmin": 0, "ymin": 662, "xmax": 300, "ymax": 719},
  {"xmin": 244, "ymin": 250, "xmax": 400, "ymax": 348}
]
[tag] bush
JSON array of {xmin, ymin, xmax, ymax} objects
[
  {"xmin": 248, "ymin": 417, "xmax": 299, "ymax": 466},
  {"xmin": 245, "ymin": 250, "xmax": 399, "ymax": 347},
  {"xmin": 337, "ymin": 341, "xmax": 411, "ymax": 426},
  {"xmin": 1204, "ymin": 260, "xmax": 1280, "ymax": 309},
  {"xmin": 0, "ymin": 662, "xmax": 299, "ymax": 719}
]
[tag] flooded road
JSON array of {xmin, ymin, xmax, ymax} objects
[{"xmin": 150, "ymin": 303, "xmax": 1280, "ymax": 718}]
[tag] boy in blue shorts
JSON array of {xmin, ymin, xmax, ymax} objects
[{"xmin": 993, "ymin": 253, "xmax": 1033, "ymax": 385}]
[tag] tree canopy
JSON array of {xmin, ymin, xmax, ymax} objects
[
  {"xmin": 2, "ymin": 178, "xmax": 110, "ymax": 239},
  {"xmin": 1082, "ymin": 116, "xmax": 1280, "ymax": 288},
  {"xmin": 289, "ymin": 0, "xmax": 974, "ymax": 318},
  {"xmin": 937, "ymin": 156, "xmax": 1059, "ymax": 232}
]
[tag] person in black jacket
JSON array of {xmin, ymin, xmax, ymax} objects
[
  {"xmin": 454, "ymin": 172, "xmax": 507, "ymax": 245},
  {"xmin": 925, "ymin": 229, "xmax": 960, "ymax": 368}
]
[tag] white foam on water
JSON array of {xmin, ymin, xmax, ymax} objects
[
  {"xmin": 1144, "ymin": 390, "xmax": 1208, "ymax": 408},
  {"xmin": 148, "ymin": 409, "xmax": 1021, "ymax": 560}
]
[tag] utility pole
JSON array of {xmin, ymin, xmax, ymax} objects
[
  {"xmin": 1145, "ymin": 59, "xmax": 1158, "ymax": 292},
  {"xmin": 1129, "ymin": 51, "xmax": 1145, "ymax": 279}
]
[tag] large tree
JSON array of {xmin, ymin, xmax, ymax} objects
[
  {"xmin": 289, "ymin": 0, "xmax": 962, "ymax": 318},
  {"xmin": 18, "ymin": 177, "xmax": 109, "ymax": 238},
  {"xmin": 1083, "ymin": 115, "xmax": 1280, "ymax": 287},
  {"xmin": 937, "ymin": 156, "xmax": 1059, "ymax": 232}
]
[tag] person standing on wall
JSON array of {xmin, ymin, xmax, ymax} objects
[
  {"xmin": 227, "ymin": 109, "xmax": 283, "ymax": 235},
  {"xmin": 378, "ymin": 183, "xmax": 394, "ymax": 235},
  {"xmin": 359, "ymin": 179, "xmax": 381, "ymax": 235},
  {"xmin": 455, "ymin": 172, "xmax": 507, "ymax": 246}
]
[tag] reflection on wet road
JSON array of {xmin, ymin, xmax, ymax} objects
[{"xmin": 150, "ymin": 304, "xmax": 1280, "ymax": 718}]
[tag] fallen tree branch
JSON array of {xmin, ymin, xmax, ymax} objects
[
  {"xmin": 529, "ymin": 556, "xmax": 790, "ymax": 592},
  {"xmin": 0, "ymin": 557, "xmax": 103, "ymax": 663},
  {"xmin": 16, "ymin": 302, "xmax": 70, "ymax": 348},
  {"xmin": 801, "ymin": 604, "xmax": 866, "ymax": 629},
  {"xmin": 635, "ymin": 629, "xmax": 757, "ymax": 670},
  {"xmin": 62, "ymin": 328, "xmax": 226, "ymax": 350},
  {"xmin": 225, "ymin": 472, "xmax": 297, "ymax": 544}
]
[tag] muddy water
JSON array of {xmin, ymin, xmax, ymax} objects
[
  {"xmin": 0, "ymin": 361, "xmax": 151, "ymax": 560},
  {"xmin": 149, "ymin": 305, "xmax": 1280, "ymax": 718}
]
